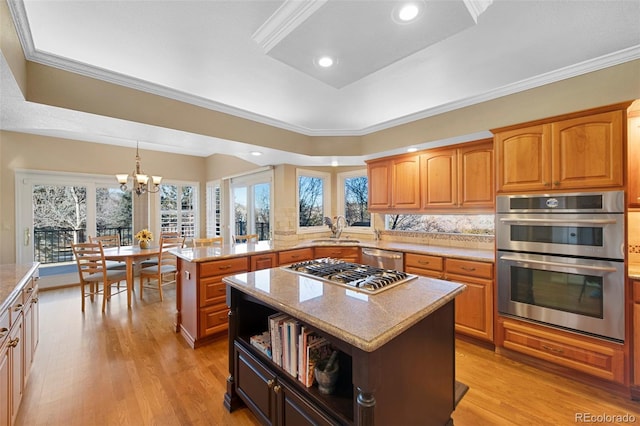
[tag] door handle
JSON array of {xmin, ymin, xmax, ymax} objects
[{"xmin": 24, "ymin": 227, "xmax": 30, "ymax": 246}]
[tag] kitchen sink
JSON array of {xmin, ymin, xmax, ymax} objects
[{"xmin": 311, "ymin": 238, "xmax": 360, "ymax": 245}]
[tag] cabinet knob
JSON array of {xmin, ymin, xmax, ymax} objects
[
  {"xmin": 273, "ymin": 384, "xmax": 281, "ymax": 394},
  {"xmin": 267, "ymin": 379, "xmax": 275, "ymax": 388},
  {"xmin": 553, "ymin": 181, "xmax": 560, "ymax": 186},
  {"xmin": 14, "ymin": 304, "xmax": 23, "ymax": 312},
  {"xmin": 9, "ymin": 337, "xmax": 20, "ymax": 348},
  {"xmin": 543, "ymin": 182, "xmax": 551, "ymax": 187},
  {"xmin": 0, "ymin": 327, "xmax": 8, "ymax": 339}
]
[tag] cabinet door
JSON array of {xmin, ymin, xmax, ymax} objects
[
  {"xmin": 633, "ymin": 281, "xmax": 640, "ymax": 386},
  {"xmin": 628, "ymin": 112, "xmax": 640, "ymax": 207},
  {"xmin": 276, "ymin": 380, "xmax": 336, "ymax": 426},
  {"xmin": 367, "ymin": 160, "xmax": 391, "ymax": 210},
  {"xmin": 251, "ymin": 254, "xmax": 277, "ymax": 271},
  {"xmin": 391, "ymin": 155, "xmax": 420, "ymax": 209},
  {"xmin": 235, "ymin": 342, "xmax": 277, "ymax": 425},
  {"xmin": 448, "ymin": 274, "xmax": 493, "ymax": 342},
  {"xmin": 0, "ymin": 338, "xmax": 9, "ymax": 426},
  {"xmin": 495, "ymin": 124, "xmax": 551, "ymax": 192},
  {"xmin": 421, "ymin": 149, "xmax": 457, "ymax": 209},
  {"xmin": 551, "ymin": 110, "xmax": 624, "ymax": 190},
  {"xmin": 9, "ymin": 316, "xmax": 23, "ymax": 425},
  {"xmin": 458, "ymin": 141, "xmax": 494, "ymax": 209}
]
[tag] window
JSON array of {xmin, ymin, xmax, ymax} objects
[
  {"xmin": 206, "ymin": 181, "xmax": 222, "ymax": 237},
  {"xmin": 15, "ymin": 170, "xmax": 132, "ymax": 266},
  {"xmin": 159, "ymin": 183, "xmax": 198, "ymax": 238},
  {"xmin": 230, "ymin": 169, "xmax": 272, "ymax": 241},
  {"xmin": 337, "ymin": 170, "xmax": 370, "ymax": 230},
  {"xmin": 297, "ymin": 169, "xmax": 330, "ymax": 231},
  {"xmin": 385, "ymin": 214, "xmax": 494, "ymax": 235}
]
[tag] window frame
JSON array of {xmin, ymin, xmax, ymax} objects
[
  {"xmin": 296, "ymin": 168, "xmax": 331, "ymax": 234},
  {"xmin": 154, "ymin": 179, "xmax": 200, "ymax": 239},
  {"xmin": 337, "ymin": 169, "xmax": 371, "ymax": 234}
]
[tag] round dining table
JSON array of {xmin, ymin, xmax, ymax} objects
[{"xmin": 102, "ymin": 245, "xmax": 161, "ymax": 308}]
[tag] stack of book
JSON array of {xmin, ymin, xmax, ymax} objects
[{"xmin": 266, "ymin": 313, "xmax": 334, "ymax": 387}]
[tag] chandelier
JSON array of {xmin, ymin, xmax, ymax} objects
[{"xmin": 116, "ymin": 143, "xmax": 162, "ymax": 196}]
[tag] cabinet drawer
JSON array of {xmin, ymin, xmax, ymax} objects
[
  {"xmin": 405, "ymin": 253, "xmax": 443, "ymax": 273},
  {"xmin": 0, "ymin": 309, "xmax": 8, "ymax": 338},
  {"xmin": 445, "ymin": 259, "xmax": 492, "ymax": 279},
  {"xmin": 633, "ymin": 280, "xmax": 640, "ymax": 303},
  {"xmin": 200, "ymin": 257, "xmax": 248, "ymax": 278},
  {"xmin": 314, "ymin": 247, "xmax": 359, "ymax": 260},
  {"xmin": 199, "ymin": 278, "xmax": 226, "ymax": 307},
  {"xmin": 251, "ymin": 253, "xmax": 277, "ymax": 271},
  {"xmin": 501, "ymin": 319, "xmax": 624, "ymax": 384},
  {"xmin": 9, "ymin": 293, "xmax": 25, "ymax": 327},
  {"xmin": 278, "ymin": 248, "xmax": 314, "ymax": 265},
  {"xmin": 200, "ymin": 305, "xmax": 229, "ymax": 337}
]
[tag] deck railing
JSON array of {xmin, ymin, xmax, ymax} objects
[{"xmin": 33, "ymin": 227, "xmax": 133, "ymax": 264}]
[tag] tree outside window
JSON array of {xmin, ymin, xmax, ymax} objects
[{"xmin": 298, "ymin": 170, "xmax": 329, "ymax": 228}]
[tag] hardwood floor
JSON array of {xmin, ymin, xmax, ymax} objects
[{"xmin": 16, "ymin": 286, "xmax": 640, "ymax": 425}]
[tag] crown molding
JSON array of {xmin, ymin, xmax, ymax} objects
[
  {"xmin": 7, "ymin": 0, "xmax": 640, "ymax": 138},
  {"xmin": 251, "ymin": 0, "xmax": 327, "ymax": 53}
]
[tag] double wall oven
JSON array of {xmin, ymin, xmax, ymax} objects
[{"xmin": 496, "ymin": 191, "xmax": 625, "ymax": 342}]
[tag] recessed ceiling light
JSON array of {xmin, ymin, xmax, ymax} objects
[
  {"xmin": 317, "ymin": 56, "xmax": 334, "ymax": 68},
  {"xmin": 250, "ymin": 151, "xmax": 262, "ymax": 156},
  {"xmin": 331, "ymin": 160, "xmax": 339, "ymax": 167},
  {"xmin": 393, "ymin": 2, "xmax": 424, "ymax": 24},
  {"xmin": 407, "ymin": 147, "xmax": 418, "ymax": 153}
]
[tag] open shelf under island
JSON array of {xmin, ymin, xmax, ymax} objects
[{"xmin": 222, "ymin": 266, "xmax": 467, "ymax": 426}]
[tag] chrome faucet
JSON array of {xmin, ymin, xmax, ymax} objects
[{"xmin": 324, "ymin": 215, "xmax": 347, "ymax": 238}]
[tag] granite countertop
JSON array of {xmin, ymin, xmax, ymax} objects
[
  {"xmin": 0, "ymin": 263, "xmax": 39, "ymax": 314},
  {"xmin": 223, "ymin": 267, "xmax": 465, "ymax": 353},
  {"xmin": 172, "ymin": 239, "xmax": 494, "ymax": 264}
]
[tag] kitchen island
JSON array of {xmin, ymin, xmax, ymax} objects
[{"xmin": 222, "ymin": 265, "xmax": 466, "ymax": 426}]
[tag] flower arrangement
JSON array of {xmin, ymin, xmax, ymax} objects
[{"xmin": 135, "ymin": 229, "xmax": 153, "ymax": 242}]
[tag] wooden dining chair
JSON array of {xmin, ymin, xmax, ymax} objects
[
  {"xmin": 234, "ymin": 234, "xmax": 258, "ymax": 243},
  {"xmin": 138, "ymin": 235, "xmax": 185, "ymax": 301},
  {"xmin": 193, "ymin": 236, "xmax": 223, "ymax": 247},
  {"xmin": 90, "ymin": 234, "xmax": 125, "ymax": 267},
  {"xmin": 72, "ymin": 242, "xmax": 128, "ymax": 312},
  {"xmin": 139, "ymin": 231, "xmax": 181, "ymax": 268}
]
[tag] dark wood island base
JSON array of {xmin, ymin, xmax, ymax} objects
[{"xmin": 224, "ymin": 285, "xmax": 461, "ymax": 426}]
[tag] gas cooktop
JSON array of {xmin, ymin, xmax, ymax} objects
[{"xmin": 283, "ymin": 258, "xmax": 417, "ymax": 294}]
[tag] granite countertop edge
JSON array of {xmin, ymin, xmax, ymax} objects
[
  {"xmin": 173, "ymin": 239, "xmax": 494, "ymax": 264},
  {"xmin": 0, "ymin": 262, "xmax": 40, "ymax": 314}
]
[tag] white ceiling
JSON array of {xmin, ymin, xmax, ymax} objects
[{"xmin": 1, "ymin": 0, "xmax": 640, "ymax": 166}]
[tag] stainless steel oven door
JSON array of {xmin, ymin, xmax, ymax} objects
[
  {"xmin": 497, "ymin": 251, "xmax": 624, "ymax": 342},
  {"xmin": 496, "ymin": 213, "xmax": 624, "ymax": 259}
]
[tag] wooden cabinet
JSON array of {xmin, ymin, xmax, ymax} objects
[
  {"xmin": 445, "ymin": 258, "xmax": 494, "ymax": 342},
  {"xmin": 628, "ymin": 105, "xmax": 640, "ymax": 208},
  {"xmin": 366, "ymin": 159, "xmax": 391, "ymax": 210},
  {"xmin": 498, "ymin": 318, "xmax": 625, "ymax": 384},
  {"xmin": 633, "ymin": 280, "xmax": 640, "ymax": 398},
  {"xmin": 404, "ymin": 253, "xmax": 444, "ymax": 278},
  {"xmin": 278, "ymin": 248, "xmax": 314, "ymax": 266},
  {"xmin": 495, "ymin": 105, "xmax": 626, "ymax": 193},
  {"xmin": 367, "ymin": 139, "xmax": 493, "ymax": 213},
  {"xmin": 178, "ymin": 256, "xmax": 248, "ymax": 348},
  {"xmin": 367, "ymin": 154, "xmax": 420, "ymax": 211},
  {"xmin": 0, "ymin": 264, "xmax": 39, "ymax": 426},
  {"xmin": 421, "ymin": 140, "xmax": 494, "ymax": 211},
  {"xmin": 251, "ymin": 253, "xmax": 277, "ymax": 271},
  {"xmin": 314, "ymin": 246, "xmax": 360, "ymax": 263}
]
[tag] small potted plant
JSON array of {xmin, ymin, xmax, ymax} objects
[{"xmin": 135, "ymin": 229, "xmax": 153, "ymax": 249}]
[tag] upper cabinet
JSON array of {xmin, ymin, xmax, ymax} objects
[
  {"xmin": 628, "ymin": 102, "xmax": 640, "ymax": 208},
  {"xmin": 367, "ymin": 153, "xmax": 421, "ymax": 211},
  {"xmin": 367, "ymin": 139, "xmax": 494, "ymax": 213},
  {"xmin": 494, "ymin": 104, "xmax": 627, "ymax": 193},
  {"xmin": 421, "ymin": 140, "xmax": 494, "ymax": 210}
]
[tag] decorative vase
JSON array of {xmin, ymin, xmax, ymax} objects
[{"xmin": 139, "ymin": 240, "xmax": 150, "ymax": 249}]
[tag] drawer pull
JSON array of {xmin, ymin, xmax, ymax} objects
[
  {"xmin": 218, "ymin": 265, "xmax": 232, "ymax": 270},
  {"xmin": 14, "ymin": 304, "xmax": 23, "ymax": 312},
  {"xmin": 267, "ymin": 379, "xmax": 275, "ymax": 388},
  {"xmin": 219, "ymin": 316, "xmax": 227, "ymax": 321},
  {"xmin": 32, "ymin": 297, "xmax": 39, "ymax": 304},
  {"xmin": 291, "ymin": 255, "xmax": 300, "ymax": 259},
  {"xmin": 418, "ymin": 260, "xmax": 430, "ymax": 265},
  {"xmin": 541, "ymin": 344, "xmax": 564, "ymax": 354},
  {"xmin": 27, "ymin": 287, "xmax": 34, "ymax": 293},
  {"xmin": 461, "ymin": 266, "xmax": 476, "ymax": 272},
  {"xmin": 9, "ymin": 337, "xmax": 20, "ymax": 348},
  {"xmin": 0, "ymin": 327, "xmax": 8, "ymax": 338}
]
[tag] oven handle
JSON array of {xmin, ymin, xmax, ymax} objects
[
  {"xmin": 499, "ymin": 218, "xmax": 617, "ymax": 225},
  {"xmin": 499, "ymin": 254, "xmax": 618, "ymax": 272}
]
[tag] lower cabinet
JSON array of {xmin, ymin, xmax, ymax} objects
[
  {"xmin": 251, "ymin": 253, "xmax": 277, "ymax": 271},
  {"xmin": 632, "ymin": 279, "xmax": 640, "ymax": 398},
  {"xmin": 314, "ymin": 247, "xmax": 360, "ymax": 263},
  {"xmin": 234, "ymin": 342, "xmax": 336, "ymax": 426},
  {"xmin": 445, "ymin": 258, "xmax": 494, "ymax": 343},
  {"xmin": 404, "ymin": 253, "xmax": 444, "ymax": 278},
  {"xmin": 498, "ymin": 318, "xmax": 625, "ymax": 384}
]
